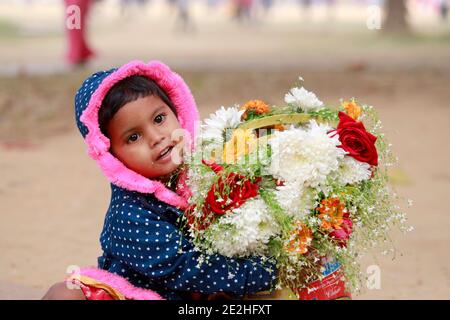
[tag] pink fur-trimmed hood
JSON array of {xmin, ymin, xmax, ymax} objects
[{"xmin": 74, "ymin": 60, "xmax": 199, "ymax": 209}]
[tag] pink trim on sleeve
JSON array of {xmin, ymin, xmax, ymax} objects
[{"xmin": 77, "ymin": 267, "xmax": 164, "ymax": 300}]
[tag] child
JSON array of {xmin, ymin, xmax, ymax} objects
[{"xmin": 43, "ymin": 60, "xmax": 277, "ymax": 300}]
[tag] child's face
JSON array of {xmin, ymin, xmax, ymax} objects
[{"xmin": 107, "ymin": 94, "xmax": 183, "ymax": 180}]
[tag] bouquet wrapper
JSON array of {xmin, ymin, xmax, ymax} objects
[
  {"xmin": 246, "ymin": 260, "xmax": 351, "ymax": 300},
  {"xmin": 294, "ymin": 260, "xmax": 351, "ymax": 300}
]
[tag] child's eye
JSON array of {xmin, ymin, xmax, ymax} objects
[
  {"xmin": 154, "ymin": 113, "xmax": 166, "ymax": 124},
  {"xmin": 127, "ymin": 133, "xmax": 140, "ymax": 143}
]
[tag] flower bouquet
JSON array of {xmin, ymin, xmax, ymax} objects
[{"xmin": 180, "ymin": 78, "xmax": 410, "ymax": 299}]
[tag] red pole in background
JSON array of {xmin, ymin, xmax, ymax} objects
[{"xmin": 64, "ymin": 0, "xmax": 95, "ymax": 66}]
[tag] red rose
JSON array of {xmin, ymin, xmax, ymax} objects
[
  {"xmin": 185, "ymin": 204, "xmax": 216, "ymax": 231},
  {"xmin": 329, "ymin": 213, "xmax": 353, "ymax": 248},
  {"xmin": 204, "ymin": 172, "xmax": 261, "ymax": 215},
  {"xmin": 187, "ymin": 160, "xmax": 260, "ymax": 229},
  {"xmin": 334, "ymin": 112, "xmax": 378, "ymax": 166}
]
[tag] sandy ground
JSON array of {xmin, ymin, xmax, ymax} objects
[{"xmin": 1, "ymin": 1, "xmax": 450, "ymax": 300}]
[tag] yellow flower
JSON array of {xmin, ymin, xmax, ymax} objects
[
  {"xmin": 240, "ymin": 100, "xmax": 270, "ymax": 120},
  {"xmin": 222, "ymin": 129, "xmax": 257, "ymax": 164},
  {"xmin": 342, "ymin": 100, "xmax": 362, "ymax": 120}
]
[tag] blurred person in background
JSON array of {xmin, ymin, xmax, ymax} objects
[
  {"xmin": 64, "ymin": 0, "xmax": 96, "ymax": 67},
  {"xmin": 439, "ymin": 0, "xmax": 449, "ymax": 21},
  {"xmin": 174, "ymin": 0, "xmax": 195, "ymax": 32},
  {"xmin": 232, "ymin": 0, "xmax": 254, "ymax": 24},
  {"xmin": 261, "ymin": 0, "xmax": 274, "ymax": 15},
  {"xmin": 299, "ymin": 0, "xmax": 312, "ymax": 10},
  {"xmin": 256, "ymin": 0, "xmax": 274, "ymax": 21},
  {"xmin": 298, "ymin": 0, "xmax": 312, "ymax": 22}
]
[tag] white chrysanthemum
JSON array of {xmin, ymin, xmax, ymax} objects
[
  {"xmin": 284, "ymin": 87, "xmax": 324, "ymax": 111},
  {"xmin": 268, "ymin": 121, "xmax": 346, "ymax": 187},
  {"xmin": 201, "ymin": 106, "xmax": 244, "ymax": 145},
  {"xmin": 205, "ymin": 198, "xmax": 280, "ymax": 257},
  {"xmin": 274, "ymin": 181, "xmax": 317, "ymax": 220},
  {"xmin": 335, "ymin": 156, "xmax": 372, "ymax": 185}
]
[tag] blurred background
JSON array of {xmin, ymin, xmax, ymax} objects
[{"xmin": 0, "ymin": 0, "xmax": 449, "ymax": 299}]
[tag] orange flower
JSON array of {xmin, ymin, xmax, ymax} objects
[
  {"xmin": 241, "ymin": 100, "xmax": 270, "ymax": 120},
  {"xmin": 341, "ymin": 100, "xmax": 362, "ymax": 120},
  {"xmin": 285, "ymin": 222, "xmax": 313, "ymax": 255},
  {"xmin": 317, "ymin": 198, "xmax": 346, "ymax": 231}
]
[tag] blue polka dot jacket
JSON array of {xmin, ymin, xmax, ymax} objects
[{"xmin": 74, "ymin": 61, "xmax": 277, "ymax": 299}]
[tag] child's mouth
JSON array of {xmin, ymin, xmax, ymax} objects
[{"xmin": 156, "ymin": 145, "xmax": 174, "ymax": 162}]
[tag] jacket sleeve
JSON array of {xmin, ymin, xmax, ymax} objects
[{"xmin": 106, "ymin": 205, "xmax": 277, "ymax": 296}]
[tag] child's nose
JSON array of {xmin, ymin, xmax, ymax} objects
[{"xmin": 148, "ymin": 131, "xmax": 165, "ymax": 148}]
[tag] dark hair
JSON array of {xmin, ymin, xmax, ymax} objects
[{"xmin": 98, "ymin": 75, "xmax": 177, "ymax": 137}]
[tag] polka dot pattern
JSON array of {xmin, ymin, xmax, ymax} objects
[
  {"xmin": 97, "ymin": 185, "xmax": 278, "ymax": 300},
  {"xmin": 74, "ymin": 69, "xmax": 117, "ymax": 138}
]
